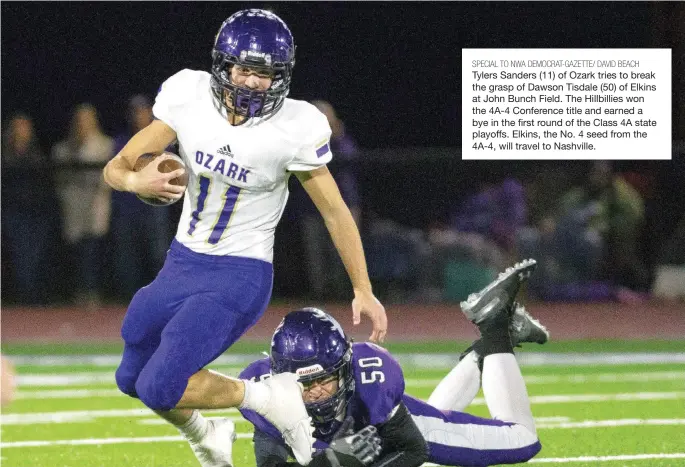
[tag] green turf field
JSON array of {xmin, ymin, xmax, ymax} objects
[{"xmin": 2, "ymin": 340, "xmax": 684, "ymax": 467}]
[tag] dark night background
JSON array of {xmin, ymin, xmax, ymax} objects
[
  {"xmin": 3, "ymin": 2, "xmax": 683, "ymax": 149},
  {"xmin": 2, "ymin": 2, "xmax": 684, "ymax": 300}
]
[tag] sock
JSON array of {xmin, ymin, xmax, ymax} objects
[
  {"xmin": 178, "ymin": 410, "xmax": 209, "ymax": 443},
  {"xmin": 479, "ymin": 316, "xmax": 514, "ymax": 357},
  {"xmin": 471, "ymin": 340, "xmax": 486, "ymax": 372},
  {"xmin": 427, "ymin": 350, "xmax": 481, "ymax": 411},
  {"xmin": 239, "ymin": 378, "xmax": 271, "ymax": 414},
  {"xmin": 481, "ymin": 353, "xmax": 536, "ymax": 434}
]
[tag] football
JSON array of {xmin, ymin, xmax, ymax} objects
[{"xmin": 133, "ymin": 152, "xmax": 189, "ymax": 206}]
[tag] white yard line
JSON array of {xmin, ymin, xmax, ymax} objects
[
  {"xmin": 10, "ymin": 355, "xmax": 260, "ymax": 367},
  {"xmin": 528, "ymin": 452, "xmax": 685, "ymax": 464},
  {"xmin": 526, "ymin": 453, "xmax": 685, "ymax": 463},
  {"xmin": 10, "ymin": 352, "xmax": 685, "ymax": 368},
  {"xmin": 523, "ymin": 391, "xmax": 685, "ymax": 404},
  {"xmin": 14, "ymin": 389, "xmax": 123, "ymax": 399},
  {"xmin": 409, "ymin": 352, "xmax": 685, "ymax": 367},
  {"xmin": 536, "ymin": 418, "xmax": 685, "ymax": 429},
  {"xmin": 14, "ymin": 369, "xmax": 240, "ymax": 388},
  {"xmin": 535, "ymin": 417, "xmax": 570, "ymax": 422},
  {"xmin": 423, "ymin": 453, "xmax": 685, "ymax": 465},
  {"xmin": 0, "ymin": 433, "xmax": 249, "ymax": 448},
  {"xmin": 135, "ymin": 417, "xmax": 685, "ymax": 430},
  {"xmin": 138, "ymin": 416, "xmax": 246, "ymax": 425},
  {"xmin": 406, "ymin": 371, "xmax": 685, "ymax": 388},
  {"xmin": 2, "ymin": 433, "xmax": 684, "ymax": 467},
  {"xmin": 17, "ymin": 373, "xmax": 116, "ymax": 386},
  {"xmin": 1, "ymin": 407, "xmax": 238, "ymax": 425},
  {"xmin": 522, "ymin": 371, "xmax": 685, "ymax": 384},
  {"xmin": 146, "ymin": 415, "xmax": 654, "ymax": 427},
  {"xmin": 3, "ymin": 392, "xmax": 683, "ymax": 425},
  {"xmin": 16, "ymin": 370, "xmax": 685, "ymax": 389}
]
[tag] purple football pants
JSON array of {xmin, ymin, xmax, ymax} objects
[
  {"xmin": 403, "ymin": 395, "xmax": 542, "ymax": 466},
  {"xmin": 115, "ymin": 240, "xmax": 273, "ymax": 410}
]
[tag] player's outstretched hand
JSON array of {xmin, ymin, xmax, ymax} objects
[
  {"xmin": 131, "ymin": 153, "xmax": 186, "ymax": 201},
  {"xmin": 325, "ymin": 418, "xmax": 382, "ymax": 467},
  {"xmin": 352, "ymin": 291, "xmax": 387, "ymax": 343}
]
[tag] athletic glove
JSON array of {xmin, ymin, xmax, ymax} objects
[{"xmin": 324, "ymin": 417, "xmax": 382, "ymax": 467}]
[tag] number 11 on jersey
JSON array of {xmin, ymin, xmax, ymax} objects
[{"xmin": 188, "ymin": 174, "xmax": 242, "ymax": 244}]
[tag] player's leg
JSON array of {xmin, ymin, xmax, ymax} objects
[
  {"xmin": 404, "ymin": 395, "xmax": 541, "ymax": 467},
  {"xmin": 133, "ymin": 290, "xmax": 268, "ymax": 410},
  {"xmin": 428, "ymin": 303, "xmax": 549, "ymax": 412},
  {"xmin": 138, "ymin": 293, "xmax": 312, "ymax": 466},
  {"xmin": 112, "ymin": 255, "xmax": 230, "ymax": 460},
  {"xmin": 130, "ymin": 250, "xmax": 269, "ymax": 467},
  {"xmin": 132, "ymin": 247, "xmax": 313, "ymax": 466},
  {"xmin": 460, "ymin": 260, "xmax": 537, "ymax": 433},
  {"xmin": 116, "ymin": 242, "xmax": 272, "ymax": 409},
  {"xmin": 427, "ymin": 344, "xmax": 481, "ymax": 412},
  {"xmin": 114, "ymin": 278, "xmax": 175, "ymax": 398}
]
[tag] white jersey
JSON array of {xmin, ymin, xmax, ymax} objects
[{"xmin": 153, "ymin": 69, "xmax": 332, "ymax": 262}]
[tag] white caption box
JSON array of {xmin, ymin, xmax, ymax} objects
[{"xmin": 462, "ymin": 49, "xmax": 671, "ymax": 160}]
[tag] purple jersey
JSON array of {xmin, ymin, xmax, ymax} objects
[
  {"xmin": 239, "ymin": 342, "xmax": 403, "ymax": 448},
  {"xmin": 347, "ymin": 342, "xmax": 405, "ymax": 427},
  {"xmin": 239, "ymin": 343, "xmax": 541, "ymax": 466}
]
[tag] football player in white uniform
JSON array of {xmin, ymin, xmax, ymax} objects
[{"xmin": 103, "ymin": 9, "xmax": 387, "ymax": 467}]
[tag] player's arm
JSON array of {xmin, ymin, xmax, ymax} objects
[
  {"xmin": 369, "ymin": 403, "xmax": 429, "ymax": 467},
  {"xmin": 102, "ymin": 120, "xmax": 185, "ymax": 200},
  {"xmin": 294, "ymin": 167, "xmax": 387, "ymax": 343}
]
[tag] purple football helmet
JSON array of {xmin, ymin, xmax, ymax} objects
[
  {"xmin": 271, "ymin": 308, "xmax": 354, "ymax": 428},
  {"xmin": 211, "ymin": 9, "xmax": 295, "ymax": 121}
]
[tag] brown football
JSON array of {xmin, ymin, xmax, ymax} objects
[{"xmin": 133, "ymin": 152, "xmax": 189, "ymax": 206}]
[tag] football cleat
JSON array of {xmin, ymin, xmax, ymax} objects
[
  {"xmin": 460, "ymin": 259, "xmax": 537, "ymax": 326},
  {"xmin": 257, "ymin": 372, "xmax": 315, "ymax": 465},
  {"xmin": 187, "ymin": 418, "xmax": 237, "ymax": 467},
  {"xmin": 510, "ymin": 302, "xmax": 550, "ymax": 346}
]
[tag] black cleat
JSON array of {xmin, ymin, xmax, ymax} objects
[
  {"xmin": 510, "ymin": 302, "xmax": 550, "ymax": 346},
  {"xmin": 460, "ymin": 259, "xmax": 537, "ymax": 326}
]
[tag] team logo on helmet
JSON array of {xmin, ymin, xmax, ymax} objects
[
  {"xmin": 296, "ymin": 364, "xmax": 325, "ymax": 377},
  {"xmin": 240, "ymin": 50, "xmax": 273, "ymax": 66}
]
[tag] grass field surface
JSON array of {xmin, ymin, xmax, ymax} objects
[{"xmin": 2, "ymin": 340, "xmax": 684, "ymax": 467}]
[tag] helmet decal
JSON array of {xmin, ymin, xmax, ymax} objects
[{"xmin": 295, "ymin": 364, "xmax": 325, "ymax": 377}]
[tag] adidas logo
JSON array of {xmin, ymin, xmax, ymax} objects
[{"xmin": 216, "ymin": 144, "xmax": 233, "ymax": 157}]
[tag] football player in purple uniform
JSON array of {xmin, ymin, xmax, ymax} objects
[{"xmin": 240, "ymin": 260, "xmax": 548, "ymax": 467}]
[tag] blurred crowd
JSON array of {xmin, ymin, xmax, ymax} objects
[
  {"xmin": 2, "ymin": 97, "xmax": 173, "ymax": 308},
  {"xmin": 3, "ymin": 99, "xmax": 684, "ymax": 308}
]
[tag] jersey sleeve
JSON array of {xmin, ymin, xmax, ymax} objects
[
  {"xmin": 152, "ymin": 69, "xmax": 199, "ymax": 132},
  {"xmin": 285, "ymin": 106, "xmax": 333, "ymax": 172},
  {"xmin": 238, "ymin": 359, "xmax": 285, "ymax": 442},
  {"xmin": 353, "ymin": 343, "xmax": 406, "ymax": 426}
]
